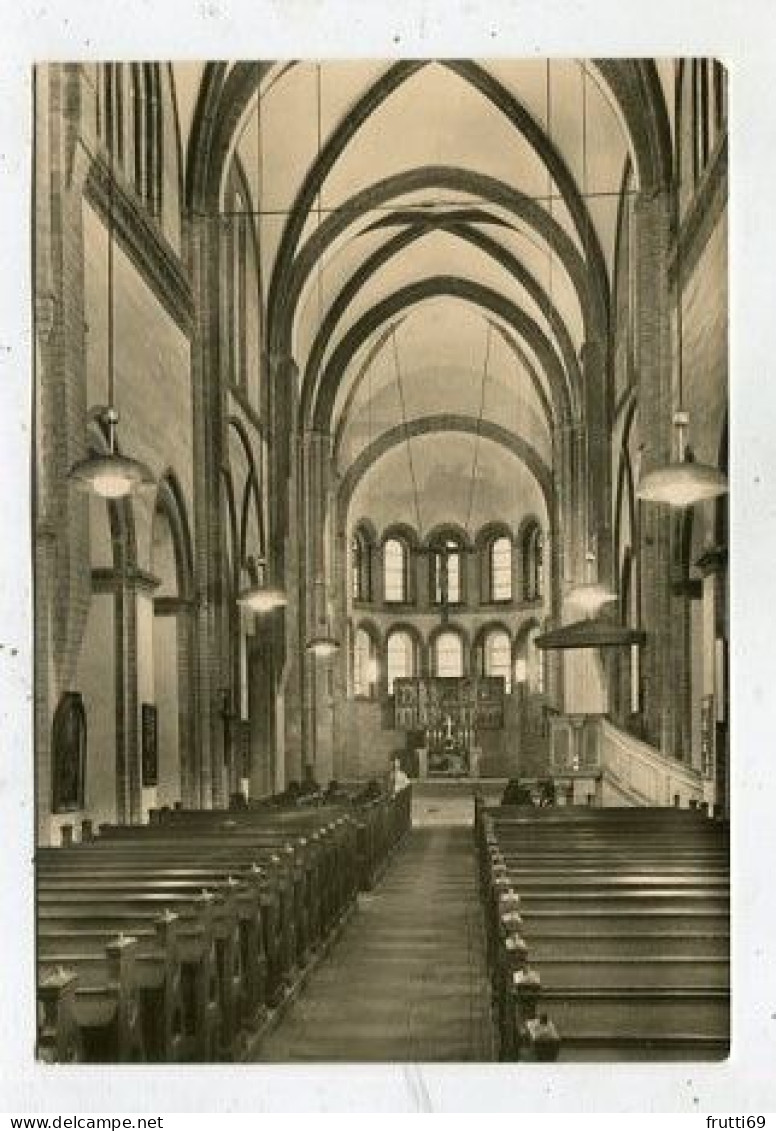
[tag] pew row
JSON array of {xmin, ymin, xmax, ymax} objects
[
  {"xmin": 476, "ymin": 803, "xmax": 730, "ymax": 1061},
  {"xmin": 36, "ymin": 787, "xmax": 411, "ymax": 1062}
]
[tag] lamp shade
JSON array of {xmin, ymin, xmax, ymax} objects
[
  {"xmin": 68, "ymin": 451, "xmax": 155, "ymax": 499},
  {"xmin": 565, "ymin": 582, "xmax": 618, "ymax": 616},
  {"xmin": 306, "ymin": 632, "xmax": 340, "ymax": 658},
  {"xmin": 637, "ymin": 412, "xmax": 728, "ymax": 508},
  {"xmin": 565, "ymin": 549, "xmax": 617, "ymax": 616},
  {"xmin": 236, "ymin": 584, "xmax": 288, "ymax": 613},
  {"xmin": 636, "ymin": 459, "xmax": 728, "ymax": 508}
]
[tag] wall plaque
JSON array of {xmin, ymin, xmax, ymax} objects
[{"xmin": 52, "ymin": 692, "xmax": 86, "ymax": 812}]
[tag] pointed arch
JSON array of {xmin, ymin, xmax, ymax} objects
[{"xmin": 309, "ymin": 275, "xmax": 574, "ymax": 434}]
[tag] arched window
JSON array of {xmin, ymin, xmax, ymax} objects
[
  {"xmin": 679, "ymin": 60, "xmax": 727, "ymax": 212},
  {"xmin": 521, "ymin": 522, "xmax": 544, "ymax": 602},
  {"xmin": 489, "ymin": 535, "xmax": 512, "ymax": 602},
  {"xmin": 351, "ymin": 529, "xmax": 372, "ymax": 603},
  {"xmin": 96, "ymin": 63, "xmax": 162, "ymax": 217},
  {"xmin": 221, "ymin": 177, "xmax": 250, "ymax": 393},
  {"xmin": 430, "ymin": 536, "xmax": 463, "ymax": 605},
  {"xmin": 435, "ymin": 631, "xmax": 464, "ymax": 678},
  {"xmin": 353, "ymin": 627, "xmax": 377, "ymax": 698},
  {"xmin": 386, "ymin": 630, "xmax": 415, "ymax": 694},
  {"xmin": 484, "ymin": 629, "xmax": 512, "ymax": 693},
  {"xmin": 352, "ymin": 535, "xmax": 363, "ymax": 601},
  {"xmin": 384, "ymin": 538, "xmax": 408, "ymax": 603},
  {"xmin": 234, "ymin": 191, "xmax": 248, "ymax": 390}
]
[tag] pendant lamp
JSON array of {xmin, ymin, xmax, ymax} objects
[
  {"xmin": 306, "ymin": 632, "xmax": 340, "ymax": 659},
  {"xmin": 306, "ymin": 569, "xmax": 339, "ymax": 659},
  {"xmin": 305, "ymin": 67, "xmax": 338, "ymax": 662},
  {"xmin": 636, "ymin": 410, "xmax": 728, "ymax": 507},
  {"xmin": 237, "ymin": 558, "xmax": 287, "ymax": 613},
  {"xmin": 636, "ymin": 177, "xmax": 728, "ymax": 508},
  {"xmin": 68, "ymin": 99, "xmax": 155, "ymax": 500},
  {"xmin": 237, "ymin": 68, "xmax": 287, "ymax": 614},
  {"xmin": 565, "ymin": 550, "xmax": 617, "ymax": 617},
  {"xmin": 68, "ymin": 408, "xmax": 154, "ymax": 498},
  {"xmin": 306, "ymin": 574, "xmax": 340, "ymax": 654}
]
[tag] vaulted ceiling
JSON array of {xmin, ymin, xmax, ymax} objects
[{"xmin": 173, "ymin": 59, "xmax": 675, "ymax": 537}]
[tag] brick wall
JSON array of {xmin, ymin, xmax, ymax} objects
[{"xmin": 35, "ymin": 67, "xmax": 197, "ymax": 842}]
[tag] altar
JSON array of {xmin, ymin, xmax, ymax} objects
[
  {"xmin": 394, "ymin": 676, "xmax": 503, "ymax": 779},
  {"xmin": 416, "ymin": 742, "xmax": 481, "ymax": 780}
]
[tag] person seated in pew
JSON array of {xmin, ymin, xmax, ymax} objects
[
  {"xmin": 356, "ymin": 778, "xmax": 383, "ymax": 804},
  {"xmin": 297, "ymin": 765, "xmax": 322, "ymax": 806},
  {"xmin": 537, "ymin": 778, "xmax": 556, "ymax": 807},
  {"xmin": 271, "ymin": 780, "xmax": 301, "ymax": 807},
  {"xmin": 500, "ymin": 778, "xmax": 536, "ymax": 807},
  {"xmin": 324, "ymin": 779, "xmax": 347, "ymax": 802}
]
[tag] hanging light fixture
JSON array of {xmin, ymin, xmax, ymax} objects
[
  {"xmin": 68, "ymin": 78, "xmax": 154, "ymax": 500},
  {"xmin": 636, "ymin": 153, "xmax": 728, "ymax": 508},
  {"xmin": 305, "ymin": 67, "xmax": 339, "ymax": 662},
  {"xmin": 303, "ymin": 68, "xmax": 339, "ymax": 661},
  {"xmin": 306, "ymin": 576, "xmax": 339, "ymax": 657},
  {"xmin": 237, "ymin": 557, "xmax": 287, "ymax": 613},
  {"xmin": 307, "ymin": 632, "xmax": 339, "ymax": 658},
  {"xmin": 535, "ymin": 65, "xmax": 636, "ymax": 657},
  {"xmin": 237, "ymin": 64, "xmax": 288, "ymax": 614},
  {"xmin": 565, "ymin": 549, "xmax": 617, "ymax": 617},
  {"xmin": 68, "ymin": 407, "xmax": 154, "ymax": 498},
  {"xmin": 636, "ymin": 410, "xmax": 728, "ymax": 506}
]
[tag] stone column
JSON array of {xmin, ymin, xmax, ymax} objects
[
  {"xmin": 332, "ymin": 499, "xmax": 349, "ymax": 781},
  {"xmin": 266, "ymin": 353, "xmax": 301, "ymax": 789},
  {"xmin": 581, "ymin": 337, "xmax": 613, "ymax": 583},
  {"xmin": 633, "ymin": 188, "xmax": 682, "ymax": 756},
  {"xmin": 189, "ymin": 212, "xmax": 229, "ymax": 807},
  {"xmin": 297, "ymin": 429, "xmax": 336, "ymax": 776}
]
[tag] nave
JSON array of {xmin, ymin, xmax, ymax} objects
[
  {"xmin": 256, "ymin": 822, "xmax": 493, "ymax": 1062},
  {"xmin": 36, "ymin": 781, "xmax": 729, "ymax": 1064},
  {"xmin": 33, "ymin": 58, "xmax": 729, "ymax": 1064}
]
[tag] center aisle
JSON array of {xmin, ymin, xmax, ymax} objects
[{"xmin": 253, "ymin": 825, "xmax": 495, "ymax": 1061}]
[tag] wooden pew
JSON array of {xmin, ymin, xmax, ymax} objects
[
  {"xmin": 478, "ymin": 805, "xmax": 730, "ymax": 1060},
  {"xmin": 151, "ymin": 807, "xmax": 363, "ymax": 945},
  {"xmin": 91, "ymin": 810, "xmax": 360, "ymax": 995},
  {"xmin": 93, "ymin": 826, "xmax": 329, "ymax": 976},
  {"xmin": 37, "ymin": 868, "xmax": 265, "ymax": 1052},
  {"xmin": 37, "ymin": 885, "xmax": 227, "ymax": 1060},
  {"xmin": 37, "ymin": 967, "xmax": 83, "ymax": 1062},
  {"xmin": 38, "ymin": 911, "xmax": 186, "ymax": 1061},
  {"xmin": 36, "ymin": 794, "xmax": 401, "ymax": 1062},
  {"xmin": 37, "ymin": 933, "xmax": 144, "ymax": 1061},
  {"xmin": 46, "ymin": 838, "xmax": 293, "ymax": 1010},
  {"xmin": 40, "ymin": 863, "xmax": 269, "ymax": 1028}
]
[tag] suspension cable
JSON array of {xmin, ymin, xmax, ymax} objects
[
  {"xmin": 464, "ymin": 322, "xmax": 493, "ymax": 539},
  {"xmin": 391, "ymin": 327, "xmax": 424, "ymax": 539}
]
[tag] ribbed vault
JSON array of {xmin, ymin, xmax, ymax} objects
[{"xmin": 183, "ymin": 57, "xmax": 673, "ymax": 600}]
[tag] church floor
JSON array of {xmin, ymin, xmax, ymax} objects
[{"xmin": 252, "ymin": 825, "xmax": 495, "ymax": 1062}]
